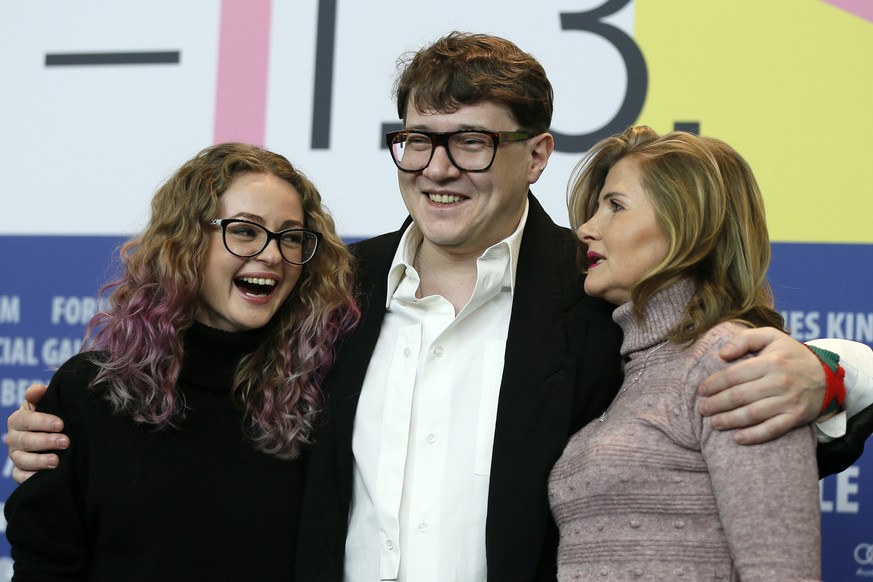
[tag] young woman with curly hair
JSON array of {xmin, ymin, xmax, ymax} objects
[{"xmin": 5, "ymin": 143, "xmax": 360, "ymax": 581}]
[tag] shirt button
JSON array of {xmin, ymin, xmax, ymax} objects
[
  {"xmin": 385, "ymin": 539, "xmax": 394, "ymax": 550},
  {"xmin": 402, "ymin": 347, "xmax": 411, "ymax": 358},
  {"xmin": 434, "ymin": 346, "xmax": 444, "ymax": 357},
  {"xmin": 418, "ymin": 522, "xmax": 428, "ymax": 533},
  {"xmin": 426, "ymin": 433, "xmax": 437, "ymax": 444}
]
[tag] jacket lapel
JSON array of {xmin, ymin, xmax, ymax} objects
[
  {"xmin": 486, "ymin": 194, "xmax": 588, "ymax": 580},
  {"xmin": 330, "ymin": 224, "xmax": 408, "ymax": 502}
]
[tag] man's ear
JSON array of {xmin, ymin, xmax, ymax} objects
[{"xmin": 527, "ymin": 132, "xmax": 555, "ymax": 184}]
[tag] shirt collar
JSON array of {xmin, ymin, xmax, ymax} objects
[{"xmin": 385, "ymin": 198, "xmax": 530, "ymax": 308}]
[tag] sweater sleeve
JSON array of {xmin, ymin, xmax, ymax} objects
[
  {"xmin": 4, "ymin": 354, "xmax": 96, "ymax": 581},
  {"xmin": 689, "ymin": 327, "xmax": 821, "ymax": 582}
]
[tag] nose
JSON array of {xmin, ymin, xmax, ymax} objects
[
  {"xmin": 256, "ymin": 237, "xmax": 284, "ymax": 265},
  {"xmin": 422, "ymin": 144, "xmax": 461, "ymax": 180},
  {"xmin": 576, "ymin": 219, "xmax": 600, "ymax": 243}
]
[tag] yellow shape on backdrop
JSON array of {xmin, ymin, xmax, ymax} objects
[{"xmin": 634, "ymin": 0, "xmax": 873, "ymax": 243}]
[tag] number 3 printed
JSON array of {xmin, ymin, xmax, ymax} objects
[{"xmin": 554, "ymin": 0, "xmax": 649, "ymax": 152}]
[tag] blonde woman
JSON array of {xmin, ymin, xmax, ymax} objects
[{"xmin": 549, "ymin": 126, "xmax": 820, "ymax": 581}]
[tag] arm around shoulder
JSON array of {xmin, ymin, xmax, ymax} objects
[{"xmin": 6, "ymin": 383, "xmax": 70, "ymax": 483}]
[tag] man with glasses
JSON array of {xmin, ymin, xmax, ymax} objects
[{"xmin": 295, "ymin": 32, "xmax": 873, "ymax": 581}]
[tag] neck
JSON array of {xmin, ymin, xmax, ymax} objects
[{"xmin": 415, "ymin": 240, "xmax": 481, "ymax": 314}]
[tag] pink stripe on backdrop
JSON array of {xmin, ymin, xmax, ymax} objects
[
  {"xmin": 821, "ymin": 0, "xmax": 873, "ymax": 24},
  {"xmin": 213, "ymin": 0, "xmax": 273, "ymax": 145}
]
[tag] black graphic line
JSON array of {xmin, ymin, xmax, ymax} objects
[{"xmin": 45, "ymin": 51, "xmax": 180, "ymax": 67}]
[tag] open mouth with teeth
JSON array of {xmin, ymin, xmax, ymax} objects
[
  {"xmin": 235, "ymin": 276, "xmax": 278, "ymax": 298},
  {"xmin": 427, "ymin": 192, "xmax": 464, "ymax": 204}
]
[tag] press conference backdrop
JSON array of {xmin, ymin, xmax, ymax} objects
[{"xmin": 1, "ymin": 0, "xmax": 871, "ymax": 579}]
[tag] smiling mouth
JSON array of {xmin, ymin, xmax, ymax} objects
[
  {"xmin": 427, "ymin": 192, "xmax": 463, "ymax": 204},
  {"xmin": 235, "ymin": 276, "xmax": 278, "ymax": 298}
]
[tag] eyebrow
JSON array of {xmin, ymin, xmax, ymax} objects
[
  {"xmin": 233, "ymin": 212, "xmax": 305, "ymax": 230},
  {"xmin": 406, "ymin": 124, "xmax": 489, "ymax": 132}
]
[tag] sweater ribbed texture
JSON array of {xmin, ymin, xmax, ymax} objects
[{"xmin": 548, "ymin": 280, "xmax": 821, "ymax": 581}]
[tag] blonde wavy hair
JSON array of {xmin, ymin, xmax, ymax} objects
[
  {"xmin": 85, "ymin": 143, "xmax": 360, "ymax": 459},
  {"xmin": 568, "ymin": 125, "xmax": 783, "ymax": 344}
]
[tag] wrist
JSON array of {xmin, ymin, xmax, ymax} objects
[{"xmin": 807, "ymin": 344, "xmax": 846, "ymax": 415}]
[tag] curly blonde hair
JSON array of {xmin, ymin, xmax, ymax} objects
[{"xmin": 85, "ymin": 143, "xmax": 359, "ymax": 459}]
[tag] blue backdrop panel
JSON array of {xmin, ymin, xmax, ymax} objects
[
  {"xmin": 770, "ymin": 243, "xmax": 873, "ymax": 580},
  {"xmin": 0, "ymin": 236, "xmax": 870, "ymax": 579},
  {"xmin": 0, "ymin": 235, "xmax": 125, "ymax": 574}
]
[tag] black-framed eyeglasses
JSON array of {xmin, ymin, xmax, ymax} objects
[
  {"xmin": 386, "ymin": 129, "xmax": 536, "ymax": 172},
  {"xmin": 209, "ymin": 218, "xmax": 321, "ymax": 265}
]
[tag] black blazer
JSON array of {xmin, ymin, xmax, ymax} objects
[{"xmin": 296, "ymin": 194, "xmax": 625, "ymax": 581}]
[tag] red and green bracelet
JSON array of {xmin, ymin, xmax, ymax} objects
[{"xmin": 807, "ymin": 345, "xmax": 846, "ymax": 415}]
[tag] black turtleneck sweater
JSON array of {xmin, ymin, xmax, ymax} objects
[{"xmin": 5, "ymin": 323, "xmax": 303, "ymax": 582}]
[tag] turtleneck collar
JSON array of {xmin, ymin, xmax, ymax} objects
[
  {"xmin": 179, "ymin": 321, "xmax": 275, "ymax": 393},
  {"xmin": 612, "ymin": 278, "xmax": 696, "ymax": 358}
]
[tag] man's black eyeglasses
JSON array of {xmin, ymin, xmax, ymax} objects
[{"xmin": 386, "ymin": 129, "xmax": 535, "ymax": 172}]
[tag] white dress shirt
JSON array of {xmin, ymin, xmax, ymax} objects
[{"xmin": 343, "ymin": 203, "xmax": 529, "ymax": 582}]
